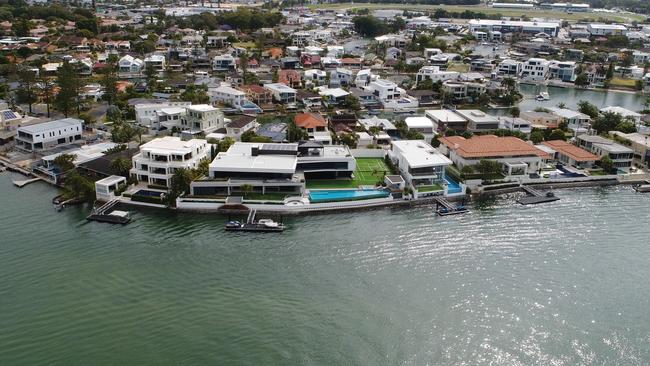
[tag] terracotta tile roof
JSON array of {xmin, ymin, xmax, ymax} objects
[
  {"xmin": 268, "ymin": 47, "xmax": 283, "ymax": 58},
  {"xmin": 278, "ymin": 69, "xmax": 301, "ymax": 85},
  {"xmin": 240, "ymin": 84, "xmax": 269, "ymax": 94},
  {"xmin": 341, "ymin": 57, "xmax": 361, "ymax": 64},
  {"xmin": 439, "ymin": 135, "xmax": 549, "ymax": 159},
  {"xmin": 294, "ymin": 112, "xmax": 327, "ymax": 129},
  {"xmin": 542, "ymin": 140, "xmax": 599, "ymax": 162}
]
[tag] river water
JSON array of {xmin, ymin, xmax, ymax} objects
[
  {"xmin": 517, "ymin": 84, "xmax": 647, "ymax": 111},
  {"xmin": 1, "ymin": 172, "xmax": 650, "ymax": 365}
]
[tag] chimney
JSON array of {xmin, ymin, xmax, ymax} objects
[{"xmin": 251, "ymin": 146, "xmax": 259, "ymax": 156}]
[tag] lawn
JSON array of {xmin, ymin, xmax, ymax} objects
[
  {"xmin": 307, "ymin": 3, "xmax": 644, "ymax": 22},
  {"xmin": 417, "ymin": 184, "xmax": 444, "ymax": 193},
  {"xmin": 609, "ymin": 77, "xmax": 639, "ymax": 89},
  {"xmin": 306, "ymin": 158, "xmax": 390, "ymax": 189}
]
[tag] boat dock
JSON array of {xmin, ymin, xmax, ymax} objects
[
  {"xmin": 225, "ymin": 210, "xmax": 285, "ymax": 232},
  {"xmin": 86, "ymin": 200, "xmax": 131, "ymax": 224},
  {"xmin": 13, "ymin": 177, "xmax": 42, "ymax": 188},
  {"xmin": 517, "ymin": 185, "xmax": 560, "ymax": 205},
  {"xmin": 434, "ymin": 197, "xmax": 469, "ymax": 216}
]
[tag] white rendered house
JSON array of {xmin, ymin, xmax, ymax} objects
[
  {"xmin": 130, "ymin": 136, "xmax": 209, "ymax": 188},
  {"xmin": 16, "ymin": 118, "xmax": 83, "ymax": 152},
  {"xmin": 390, "ymin": 140, "xmax": 452, "ymax": 197},
  {"xmin": 181, "ymin": 105, "xmax": 225, "ymax": 134}
]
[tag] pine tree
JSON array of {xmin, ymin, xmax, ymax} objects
[{"xmin": 54, "ymin": 62, "xmax": 78, "ymax": 117}]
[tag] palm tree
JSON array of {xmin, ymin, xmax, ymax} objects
[{"xmin": 109, "ymin": 157, "xmax": 132, "ymax": 178}]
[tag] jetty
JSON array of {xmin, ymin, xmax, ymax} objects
[
  {"xmin": 87, "ymin": 199, "xmax": 131, "ymax": 224},
  {"xmin": 225, "ymin": 209, "xmax": 285, "ymax": 232},
  {"xmin": 517, "ymin": 185, "xmax": 560, "ymax": 205},
  {"xmin": 13, "ymin": 177, "xmax": 42, "ymax": 188},
  {"xmin": 434, "ymin": 197, "xmax": 469, "ymax": 216}
]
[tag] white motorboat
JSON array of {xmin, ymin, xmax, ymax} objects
[{"xmin": 536, "ymin": 92, "xmax": 550, "ymax": 101}]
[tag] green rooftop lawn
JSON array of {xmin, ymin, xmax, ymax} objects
[{"xmin": 306, "ymin": 158, "xmax": 390, "ymax": 189}]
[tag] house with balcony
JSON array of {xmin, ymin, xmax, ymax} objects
[
  {"xmin": 548, "ymin": 61, "xmax": 577, "ymax": 82},
  {"xmin": 209, "ymin": 85, "xmax": 247, "ymax": 108},
  {"xmin": 520, "ymin": 58, "xmax": 549, "ymax": 82},
  {"xmin": 264, "ymin": 83, "xmax": 297, "ymax": 104},
  {"xmin": 304, "ymin": 69, "xmax": 327, "ymax": 86},
  {"xmin": 455, "ymin": 110, "xmax": 500, "ymax": 132},
  {"xmin": 134, "ymin": 102, "xmax": 192, "ymax": 130},
  {"xmin": 329, "ymin": 68, "xmax": 353, "ymax": 87},
  {"xmin": 130, "ymin": 137, "xmax": 209, "ymax": 188},
  {"xmin": 296, "ymin": 141, "xmax": 356, "ymax": 179},
  {"xmin": 389, "ymin": 140, "xmax": 452, "ymax": 198},
  {"xmin": 498, "ymin": 116, "xmax": 532, "ymax": 135},
  {"xmin": 354, "ymin": 69, "xmax": 379, "ymax": 87},
  {"xmin": 496, "ymin": 59, "xmax": 521, "ymax": 77},
  {"xmin": 180, "ymin": 105, "xmax": 225, "ymax": 134},
  {"xmin": 547, "ymin": 107, "xmax": 591, "ymax": 135},
  {"xmin": 15, "ymin": 118, "xmax": 83, "ymax": 152},
  {"xmin": 144, "ymin": 54, "xmax": 166, "ymax": 71},
  {"xmin": 191, "ymin": 142, "xmax": 303, "ymax": 197},
  {"xmin": 118, "ymin": 55, "xmax": 144, "ymax": 75},
  {"xmin": 363, "ymin": 79, "xmax": 418, "ymax": 110},
  {"xmin": 425, "ymin": 109, "xmax": 468, "ymax": 132},
  {"xmin": 576, "ymin": 134, "xmax": 634, "ymax": 171},
  {"xmin": 212, "ymin": 54, "xmax": 236, "ymax": 71},
  {"xmin": 239, "ymin": 84, "xmax": 273, "ymax": 106},
  {"xmin": 416, "ymin": 66, "xmax": 459, "ymax": 85}
]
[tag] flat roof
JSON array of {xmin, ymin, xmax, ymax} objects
[
  {"xmin": 264, "ymin": 83, "xmax": 296, "ymax": 92},
  {"xmin": 405, "ymin": 116, "xmax": 434, "ymax": 129},
  {"xmin": 455, "ymin": 110, "xmax": 498, "ymax": 123},
  {"xmin": 19, "ymin": 118, "xmax": 82, "ymax": 133},
  {"xmin": 187, "ymin": 104, "xmax": 217, "ymax": 112},
  {"xmin": 211, "ymin": 142, "xmax": 297, "ymax": 174},
  {"xmin": 140, "ymin": 136, "xmax": 206, "ymax": 154},
  {"xmin": 425, "ymin": 110, "xmax": 466, "ymax": 123},
  {"xmin": 96, "ymin": 175, "xmax": 127, "ymax": 186},
  {"xmin": 392, "ymin": 140, "xmax": 452, "ymax": 168}
]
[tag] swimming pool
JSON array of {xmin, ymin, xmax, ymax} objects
[
  {"xmin": 134, "ymin": 190, "xmax": 164, "ymax": 198},
  {"xmin": 309, "ymin": 189, "xmax": 390, "ymax": 203},
  {"xmin": 444, "ymin": 175, "xmax": 463, "ymax": 194}
]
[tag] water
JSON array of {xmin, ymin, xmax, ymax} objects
[
  {"xmin": 2, "ymin": 172, "xmax": 650, "ymax": 365},
  {"xmin": 308, "ymin": 188, "xmax": 390, "ymax": 202},
  {"xmin": 517, "ymin": 84, "xmax": 646, "ymax": 111}
]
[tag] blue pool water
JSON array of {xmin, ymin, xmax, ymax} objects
[
  {"xmin": 134, "ymin": 190, "xmax": 164, "ymax": 198},
  {"xmin": 309, "ymin": 189, "xmax": 390, "ymax": 203},
  {"xmin": 444, "ymin": 175, "xmax": 462, "ymax": 194}
]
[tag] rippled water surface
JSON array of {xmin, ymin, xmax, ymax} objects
[{"xmin": 1, "ymin": 173, "xmax": 650, "ymax": 365}]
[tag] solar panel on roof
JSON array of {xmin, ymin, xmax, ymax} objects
[
  {"xmin": 2, "ymin": 111, "xmax": 17, "ymax": 120},
  {"xmin": 261, "ymin": 143, "xmax": 296, "ymax": 151}
]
